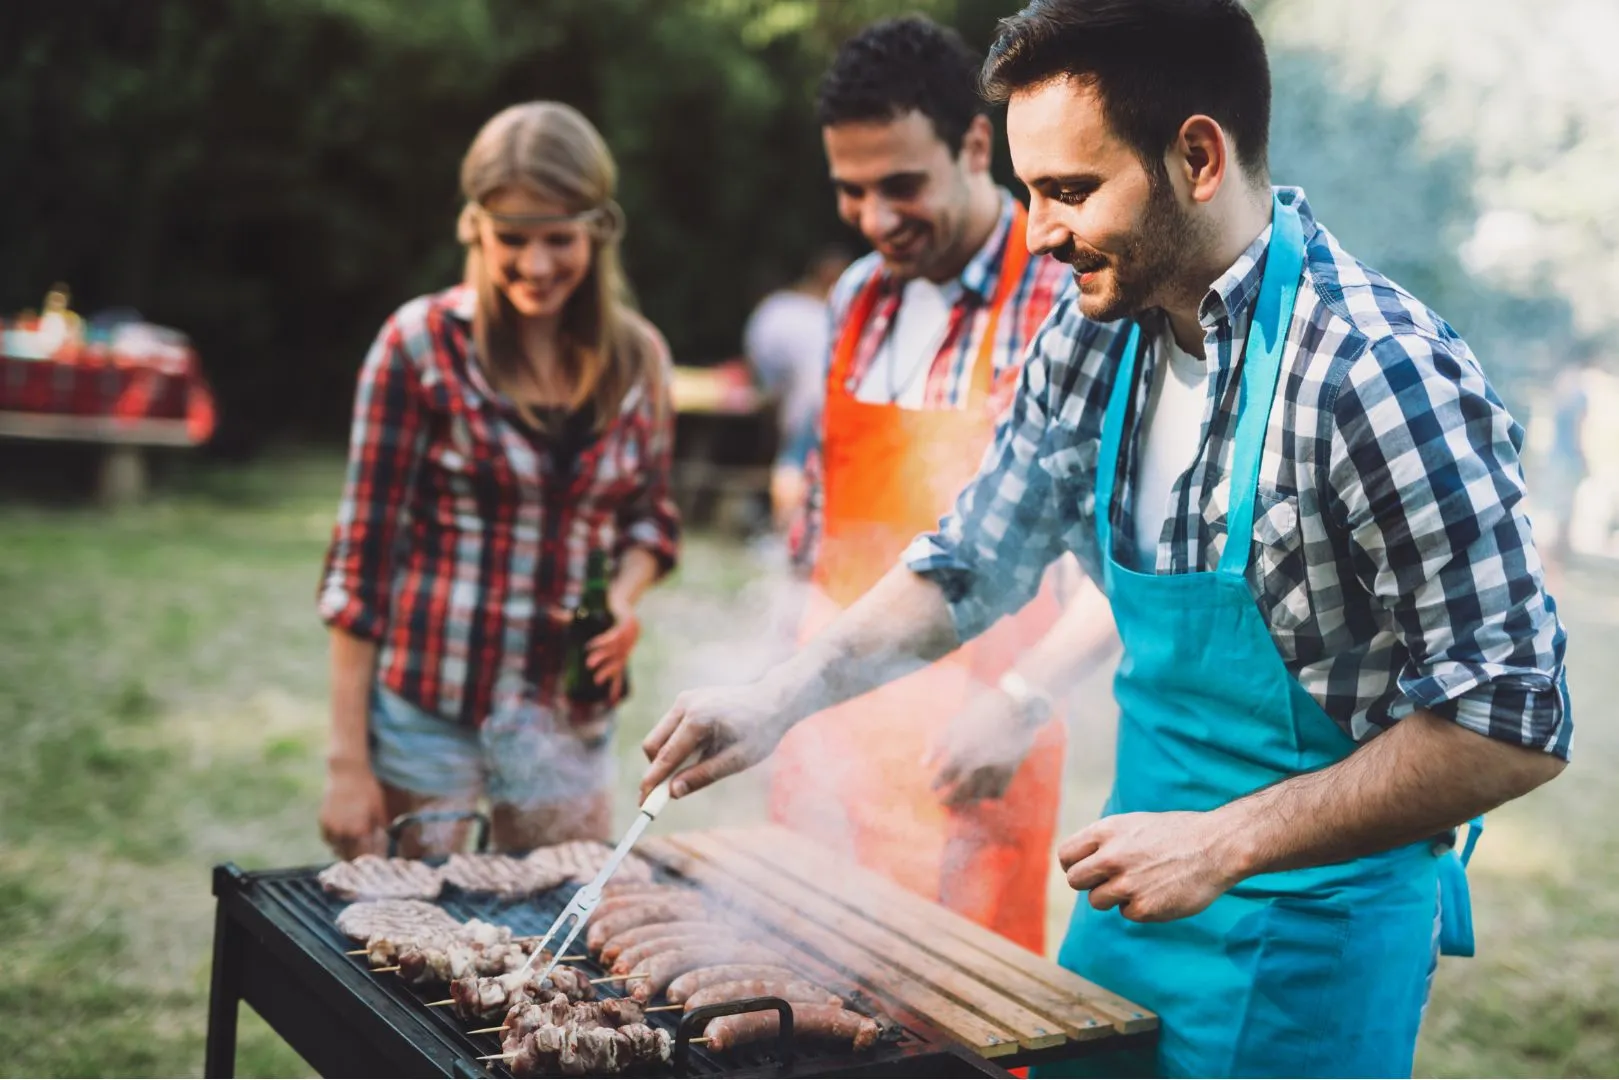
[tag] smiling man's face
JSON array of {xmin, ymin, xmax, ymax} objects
[
  {"xmin": 823, "ymin": 110, "xmax": 985, "ymax": 283},
  {"xmin": 1009, "ymin": 76, "xmax": 1193, "ymax": 323}
]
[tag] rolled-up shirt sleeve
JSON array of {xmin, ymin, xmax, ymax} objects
[
  {"xmin": 616, "ymin": 334, "xmax": 682, "ymax": 575},
  {"xmin": 903, "ymin": 302, "xmax": 1076, "ymax": 643},
  {"xmin": 318, "ymin": 317, "xmax": 427, "ymax": 641},
  {"xmin": 1327, "ymin": 332, "xmax": 1572, "ymax": 758}
]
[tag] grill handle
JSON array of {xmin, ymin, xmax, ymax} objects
[
  {"xmin": 675, "ymin": 996, "xmax": 795, "ymax": 1075},
  {"xmin": 385, "ymin": 809, "xmax": 492, "ymax": 856}
]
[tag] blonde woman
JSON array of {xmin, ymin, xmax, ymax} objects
[{"xmin": 318, "ymin": 103, "xmax": 679, "ymax": 858}]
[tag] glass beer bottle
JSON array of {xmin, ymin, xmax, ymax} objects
[{"xmin": 563, "ymin": 550, "xmax": 618, "ymax": 705}]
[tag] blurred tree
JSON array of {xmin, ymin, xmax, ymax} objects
[{"xmin": 0, "ymin": 0, "xmax": 1601, "ymax": 449}]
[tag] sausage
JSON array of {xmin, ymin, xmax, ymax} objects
[
  {"xmin": 631, "ymin": 943, "xmax": 787, "ymax": 1002},
  {"xmin": 611, "ymin": 933, "xmax": 713, "ymax": 975},
  {"xmin": 703, "ymin": 1005, "xmax": 879, "ymax": 1052},
  {"xmin": 599, "ymin": 920, "xmax": 732, "ymax": 965},
  {"xmin": 684, "ymin": 979, "xmax": 842, "ymax": 1011},
  {"xmin": 667, "ymin": 964, "xmax": 804, "ymax": 1003},
  {"xmin": 594, "ymin": 886, "xmax": 696, "ymax": 914},
  {"xmin": 586, "ymin": 900, "xmax": 711, "ymax": 952}
]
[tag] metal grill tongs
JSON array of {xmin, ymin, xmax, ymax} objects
[{"xmin": 515, "ymin": 774, "xmax": 679, "ymax": 982}]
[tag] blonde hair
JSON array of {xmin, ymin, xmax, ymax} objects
[{"xmin": 457, "ymin": 102, "xmax": 661, "ymax": 429}]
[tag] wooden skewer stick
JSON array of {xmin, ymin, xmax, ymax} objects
[
  {"xmin": 425, "ymin": 999, "xmax": 455, "ymax": 1007},
  {"xmin": 478, "ymin": 1052, "xmax": 519, "ymax": 1062},
  {"xmin": 644, "ymin": 1004, "xmax": 683, "ymax": 1013},
  {"xmin": 346, "ymin": 948, "xmax": 367, "ymax": 955},
  {"xmin": 466, "ymin": 1025, "xmax": 509, "ymax": 1035},
  {"xmin": 588, "ymin": 972, "xmax": 647, "ymax": 984},
  {"xmin": 371, "ymin": 965, "xmax": 402, "ymax": 973}
]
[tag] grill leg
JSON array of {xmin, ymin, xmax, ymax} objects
[{"xmin": 204, "ymin": 900, "xmax": 243, "ymax": 1078}]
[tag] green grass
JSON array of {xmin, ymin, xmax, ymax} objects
[{"xmin": 0, "ymin": 451, "xmax": 1613, "ymax": 1076}]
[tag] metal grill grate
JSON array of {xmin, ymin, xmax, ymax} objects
[{"xmin": 249, "ymin": 865, "xmax": 938, "ymax": 1077}]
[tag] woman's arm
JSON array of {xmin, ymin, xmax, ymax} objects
[
  {"xmin": 317, "ymin": 315, "xmax": 428, "ymax": 855},
  {"xmin": 321, "ymin": 628, "xmax": 387, "ymax": 858}
]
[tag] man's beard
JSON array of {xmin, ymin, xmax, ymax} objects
[{"xmin": 1055, "ymin": 177, "xmax": 1191, "ymax": 324}]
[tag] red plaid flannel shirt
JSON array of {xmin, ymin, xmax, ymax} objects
[{"xmin": 319, "ymin": 286, "xmax": 680, "ymax": 728}]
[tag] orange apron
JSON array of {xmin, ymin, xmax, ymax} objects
[{"xmin": 768, "ymin": 206, "xmax": 1065, "ymax": 952}]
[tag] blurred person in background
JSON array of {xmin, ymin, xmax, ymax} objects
[
  {"xmin": 769, "ymin": 15, "xmax": 1107, "ymax": 954},
  {"xmin": 744, "ymin": 246, "xmax": 851, "ymax": 532},
  {"xmin": 644, "ymin": 1, "xmax": 1571, "ymax": 1074},
  {"xmin": 1543, "ymin": 361, "xmax": 1589, "ymax": 586},
  {"xmin": 317, "ymin": 102, "xmax": 679, "ymax": 858}
]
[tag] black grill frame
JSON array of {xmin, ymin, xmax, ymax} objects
[{"xmin": 205, "ymin": 862, "xmax": 1017, "ymax": 1078}]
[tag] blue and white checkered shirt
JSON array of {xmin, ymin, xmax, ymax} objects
[{"xmin": 904, "ymin": 188, "xmax": 1572, "ymax": 757}]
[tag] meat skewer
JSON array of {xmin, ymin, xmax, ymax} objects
[
  {"xmin": 481, "ymin": 992, "xmax": 673, "ymax": 1076},
  {"xmin": 445, "ymin": 966, "xmax": 595, "ymax": 1022}
]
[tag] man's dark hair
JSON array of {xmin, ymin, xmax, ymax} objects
[
  {"xmin": 982, "ymin": 0, "xmax": 1271, "ymax": 180},
  {"xmin": 816, "ymin": 15, "xmax": 986, "ymax": 153}
]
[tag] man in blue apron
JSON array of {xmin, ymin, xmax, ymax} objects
[{"xmin": 641, "ymin": 2, "xmax": 1572, "ymax": 1075}]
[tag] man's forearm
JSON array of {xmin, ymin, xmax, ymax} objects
[
  {"xmin": 764, "ymin": 565, "xmax": 959, "ymax": 725},
  {"xmin": 1213, "ymin": 709, "xmax": 1566, "ymax": 878},
  {"xmin": 1009, "ymin": 577, "xmax": 1117, "ymax": 700}
]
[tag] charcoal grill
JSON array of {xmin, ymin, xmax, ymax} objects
[{"xmin": 204, "ymin": 861, "xmax": 1013, "ymax": 1078}]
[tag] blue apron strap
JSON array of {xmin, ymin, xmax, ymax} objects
[
  {"xmin": 1094, "ymin": 321, "xmax": 1143, "ymax": 583},
  {"xmin": 1437, "ymin": 816, "xmax": 1484, "ymax": 958},
  {"xmin": 1217, "ymin": 195, "xmax": 1307, "ymax": 577}
]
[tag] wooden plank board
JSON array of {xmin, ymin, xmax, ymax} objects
[
  {"xmin": 724, "ymin": 825, "xmax": 1156, "ymax": 1035},
  {"xmin": 715, "ymin": 829, "xmax": 1119, "ymax": 1041},
  {"xmin": 663, "ymin": 832, "xmax": 1069, "ymax": 1054},
  {"xmin": 642, "ymin": 836, "xmax": 1026, "ymax": 1058}
]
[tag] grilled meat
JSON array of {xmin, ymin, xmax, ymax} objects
[
  {"xmin": 684, "ymin": 978, "xmax": 843, "ymax": 1011},
  {"xmin": 335, "ymin": 898, "xmax": 458, "ymax": 942},
  {"xmin": 441, "ymin": 853, "xmax": 570, "ymax": 898},
  {"xmin": 704, "ymin": 1005, "xmax": 880, "ymax": 1052},
  {"xmin": 319, "ymin": 854, "xmax": 443, "ymax": 901},
  {"xmin": 666, "ymin": 964, "xmax": 804, "ymax": 1003}
]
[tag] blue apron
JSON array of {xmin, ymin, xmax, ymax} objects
[{"xmin": 1039, "ymin": 194, "xmax": 1477, "ymax": 1079}]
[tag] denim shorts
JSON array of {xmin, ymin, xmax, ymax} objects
[{"xmin": 368, "ymin": 686, "xmax": 616, "ymax": 809}]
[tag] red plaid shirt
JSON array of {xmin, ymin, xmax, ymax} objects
[{"xmin": 319, "ymin": 286, "xmax": 680, "ymax": 728}]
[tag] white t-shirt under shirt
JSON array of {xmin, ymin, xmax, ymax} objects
[
  {"xmin": 1132, "ymin": 326, "xmax": 1211, "ymax": 564},
  {"xmin": 855, "ymin": 277, "xmax": 964, "ymax": 408}
]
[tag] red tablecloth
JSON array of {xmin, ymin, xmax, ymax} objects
[{"xmin": 0, "ymin": 348, "xmax": 216, "ymax": 444}]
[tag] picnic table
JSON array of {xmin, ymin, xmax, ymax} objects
[
  {"xmin": 0, "ymin": 322, "xmax": 216, "ymax": 503},
  {"xmin": 671, "ymin": 360, "xmax": 777, "ymax": 533}
]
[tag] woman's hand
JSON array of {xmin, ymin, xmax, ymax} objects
[
  {"xmin": 320, "ymin": 758, "xmax": 388, "ymax": 859},
  {"xmin": 585, "ymin": 590, "xmax": 642, "ymax": 704}
]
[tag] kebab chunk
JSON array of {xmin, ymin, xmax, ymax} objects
[
  {"xmin": 666, "ymin": 964, "xmax": 804, "ymax": 1003},
  {"xmin": 442, "ymin": 853, "xmax": 570, "ymax": 898},
  {"xmin": 396, "ymin": 938, "xmax": 546, "ymax": 985},
  {"xmin": 684, "ymin": 979, "xmax": 843, "ymax": 1010},
  {"xmin": 319, "ymin": 854, "xmax": 443, "ymax": 901},
  {"xmin": 632, "ymin": 942, "xmax": 788, "ymax": 1002},
  {"xmin": 501, "ymin": 1021, "xmax": 670, "ymax": 1077},
  {"xmin": 503, "ymin": 993, "xmax": 647, "ymax": 1037},
  {"xmin": 335, "ymin": 899, "xmax": 458, "ymax": 943},
  {"xmin": 447, "ymin": 966, "xmax": 594, "ymax": 1022},
  {"xmin": 704, "ymin": 1005, "xmax": 881, "ymax": 1052},
  {"xmin": 361, "ymin": 917, "xmax": 524, "ymax": 968}
]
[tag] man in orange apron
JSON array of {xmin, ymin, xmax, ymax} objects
[{"xmin": 770, "ymin": 15, "xmax": 1074, "ymax": 952}]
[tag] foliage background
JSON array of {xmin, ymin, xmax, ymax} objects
[{"xmin": 3, "ymin": 0, "xmax": 1610, "ymax": 454}]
